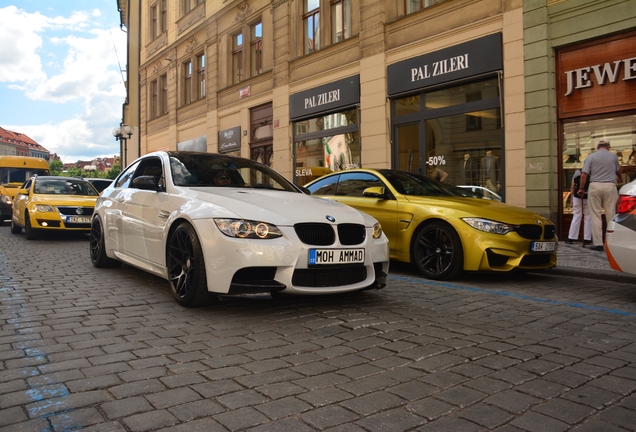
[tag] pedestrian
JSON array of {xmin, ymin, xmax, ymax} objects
[
  {"xmin": 577, "ymin": 139, "xmax": 622, "ymax": 251},
  {"xmin": 565, "ymin": 169, "xmax": 591, "ymax": 245}
]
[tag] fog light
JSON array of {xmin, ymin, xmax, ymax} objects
[{"xmin": 41, "ymin": 221, "xmax": 48, "ymax": 227}]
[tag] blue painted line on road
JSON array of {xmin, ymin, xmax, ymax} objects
[{"xmin": 388, "ymin": 274, "xmax": 636, "ymax": 317}]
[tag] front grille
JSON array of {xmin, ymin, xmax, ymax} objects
[
  {"xmin": 57, "ymin": 207, "xmax": 95, "ymax": 216},
  {"xmin": 337, "ymin": 224, "xmax": 366, "ymax": 246},
  {"xmin": 64, "ymin": 223, "xmax": 91, "ymax": 229},
  {"xmin": 514, "ymin": 224, "xmax": 543, "ymax": 240},
  {"xmin": 294, "ymin": 223, "xmax": 335, "ymax": 246},
  {"xmin": 292, "ymin": 266, "xmax": 367, "ymax": 287}
]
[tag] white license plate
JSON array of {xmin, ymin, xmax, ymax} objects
[
  {"xmin": 531, "ymin": 241, "xmax": 555, "ymax": 252},
  {"xmin": 309, "ymin": 248, "xmax": 365, "ymax": 265},
  {"xmin": 68, "ymin": 216, "xmax": 91, "ymax": 223}
]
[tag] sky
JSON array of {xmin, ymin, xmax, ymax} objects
[{"xmin": 0, "ymin": 1, "xmax": 127, "ymax": 163}]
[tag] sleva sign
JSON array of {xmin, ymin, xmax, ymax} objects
[{"xmin": 564, "ymin": 57, "xmax": 636, "ymax": 96}]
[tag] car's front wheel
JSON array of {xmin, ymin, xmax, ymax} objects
[
  {"xmin": 90, "ymin": 216, "xmax": 121, "ymax": 268},
  {"xmin": 166, "ymin": 222, "xmax": 215, "ymax": 308},
  {"xmin": 412, "ymin": 221, "xmax": 464, "ymax": 280},
  {"xmin": 24, "ymin": 212, "xmax": 37, "ymax": 240}
]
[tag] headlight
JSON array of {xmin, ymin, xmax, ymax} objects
[
  {"xmin": 462, "ymin": 217, "xmax": 514, "ymax": 235},
  {"xmin": 214, "ymin": 219, "xmax": 282, "ymax": 239},
  {"xmin": 372, "ymin": 222, "xmax": 383, "ymax": 239},
  {"xmin": 35, "ymin": 205, "xmax": 56, "ymax": 213},
  {"xmin": 0, "ymin": 195, "xmax": 11, "ymax": 205}
]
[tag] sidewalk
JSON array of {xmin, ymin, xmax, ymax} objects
[{"xmin": 535, "ymin": 240, "xmax": 636, "ymax": 283}]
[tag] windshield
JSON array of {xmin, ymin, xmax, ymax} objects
[
  {"xmin": 168, "ymin": 152, "xmax": 300, "ymax": 192},
  {"xmin": 1, "ymin": 167, "xmax": 50, "ymax": 185},
  {"xmin": 34, "ymin": 178, "xmax": 99, "ymax": 196},
  {"xmin": 378, "ymin": 169, "xmax": 464, "ymax": 197}
]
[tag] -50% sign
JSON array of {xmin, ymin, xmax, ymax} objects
[{"xmin": 426, "ymin": 155, "xmax": 446, "ymax": 166}]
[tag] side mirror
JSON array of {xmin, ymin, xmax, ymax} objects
[
  {"xmin": 363, "ymin": 186, "xmax": 390, "ymax": 200},
  {"xmin": 16, "ymin": 188, "xmax": 29, "ymax": 196},
  {"xmin": 132, "ymin": 175, "xmax": 163, "ymax": 191}
]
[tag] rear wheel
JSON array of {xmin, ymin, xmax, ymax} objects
[
  {"xmin": 24, "ymin": 212, "xmax": 37, "ymax": 240},
  {"xmin": 89, "ymin": 216, "xmax": 121, "ymax": 268},
  {"xmin": 412, "ymin": 221, "xmax": 464, "ymax": 280},
  {"xmin": 10, "ymin": 218, "xmax": 21, "ymax": 234},
  {"xmin": 166, "ymin": 222, "xmax": 215, "ymax": 307}
]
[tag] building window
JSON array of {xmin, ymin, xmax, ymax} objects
[
  {"xmin": 159, "ymin": 0, "xmax": 167, "ymax": 34},
  {"xmin": 182, "ymin": 0, "xmax": 204, "ymax": 16},
  {"xmin": 183, "ymin": 60, "xmax": 192, "ymax": 105},
  {"xmin": 250, "ymin": 22, "xmax": 263, "ymax": 76},
  {"xmin": 330, "ymin": 0, "xmax": 351, "ymax": 43},
  {"xmin": 197, "ymin": 54, "xmax": 205, "ymax": 99},
  {"xmin": 159, "ymin": 73, "xmax": 168, "ymax": 115},
  {"xmin": 150, "ymin": 78, "xmax": 159, "ymax": 119},
  {"xmin": 150, "ymin": 0, "xmax": 167, "ymax": 40},
  {"xmin": 405, "ymin": 0, "xmax": 435, "ymax": 14},
  {"xmin": 150, "ymin": 3, "xmax": 158, "ymax": 39},
  {"xmin": 232, "ymin": 32, "xmax": 243, "ymax": 84},
  {"xmin": 304, "ymin": 0, "xmax": 320, "ymax": 54}
]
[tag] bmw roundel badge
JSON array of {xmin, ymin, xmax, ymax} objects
[{"xmin": 326, "ymin": 215, "xmax": 335, "ymax": 222}]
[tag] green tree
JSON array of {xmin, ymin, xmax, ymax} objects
[
  {"xmin": 49, "ymin": 160, "xmax": 64, "ymax": 176},
  {"xmin": 107, "ymin": 165, "xmax": 121, "ymax": 179}
]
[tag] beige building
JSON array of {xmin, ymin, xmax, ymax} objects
[{"xmin": 118, "ymin": 0, "xmax": 529, "ymax": 208}]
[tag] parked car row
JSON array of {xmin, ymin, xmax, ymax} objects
[{"xmin": 22, "ymin": 151, "xmax": 636, "ymax": 308}]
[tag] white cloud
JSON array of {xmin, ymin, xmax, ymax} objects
[{"xmin": 0, "ymin": 5, "xmax": 128, "ymax": 163}]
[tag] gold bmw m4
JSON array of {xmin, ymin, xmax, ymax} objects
[{"xmin": 306, "ymin": 169, "xmax": 557, "ymax": 280}]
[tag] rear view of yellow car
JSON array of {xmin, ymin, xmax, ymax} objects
[
  {"xmin": 306, "ymin": 169, "xmax": 557, "ymax": 280},
  {"xmin": 11, "ymin": 176, "xmax": 99, "ymax": 239},
  {"xmin": 0, "ymin": 156, "xmax": 50, "ymax": 223}
]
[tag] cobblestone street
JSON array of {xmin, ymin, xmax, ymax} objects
[{"xmin": 1, "ymin": 228, "xmax": 635, "ymax": 431}]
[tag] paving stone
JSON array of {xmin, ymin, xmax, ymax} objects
[
  {"xmin": 49, "ymin": 407, "xmax": 104, "ymax": 431},
  {"xmin": 300, "ymin": 405, "xmax": 360, "ymax": 429},
  {"xmin": 534, "ymin": 398, "xmax": 596, "ymax": 424},
  {"xmin": 214, "ymin": 406, "xmax": 269, "ymax": 431},
  {"xmin": 100, "ymin": 396, "xmax": 154, "ymax": 419},
  {"xmin": 121, "ymin": 409, "xmax": 179, "ymax": 432},
  {"xmin": 510, "ymin": 411, "xmax": 569, "ymax": 432}
]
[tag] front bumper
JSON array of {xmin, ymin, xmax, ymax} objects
[{"xmin": 193, "ymin": 219, "xmax": 390, "ymax": 295}]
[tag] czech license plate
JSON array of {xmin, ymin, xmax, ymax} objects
[
  {"xmin": 531, "ymin": 241, "xmax": 555, "ymax": 252},
  {"xmin": 68, "ymin": 216, "xmax": 91, "ymax": 224},
  {"xmin": 309, "ymin": 248, "xmax": 365, "ymax": 265}
]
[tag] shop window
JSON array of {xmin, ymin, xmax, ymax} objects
[
  {"xmin": 304, "ymin": 0, "xmax": 320, "ymax": 54},
  {"xmin": 562, "ymin": 115, "xmax": 636, "ymax": 216},
  {"xmin": 294, "ymin": 108, "xmax": 360, "ymax": 186},
  {"xmin": 232, "ymin": 32, "xmax": 243, "ymax": 84},
  {"xmin": 250, "ymin": 22, "xmax": 263, "ymax": 76},
  {"xmin": 331, "ymin": 0, "xmax": 351, "ymax": 43}
]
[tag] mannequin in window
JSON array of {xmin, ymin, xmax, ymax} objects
[
  {"xmin": 459, "ymin": 153, "xmax": 477, "ymax": 185},
  {"xmin": 480, "ymin": 150, "xmax": 501, "ymax": 193}
]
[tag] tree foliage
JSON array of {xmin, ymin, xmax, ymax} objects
[{"xmin": 48, "ymin": 161, "xmax": 121, "ymax": 180}]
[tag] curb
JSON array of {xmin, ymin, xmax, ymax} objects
[{"xmin": 530, "ymin": 266, "xmax": 636, "ymax": 284}]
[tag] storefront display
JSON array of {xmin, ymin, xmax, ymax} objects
[
  {"xmin": 387, "ymin": 33, "xmax": 504, "ymax": 198},
  {"xmin": 557, "ymin": 30, "xmax": 636, "ymax": 238},
  {"xmin": 290, "ymin": 76, "xmax": 361, "ymax": 186}
]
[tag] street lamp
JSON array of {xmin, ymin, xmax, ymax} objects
[{"xmin": 112, "ymin": 124, "xmax": 134, "ymax": 168}]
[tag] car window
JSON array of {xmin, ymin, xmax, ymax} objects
[
  {"xmin": 131, "ymin": 158, "xmax": 164, "ymax": 188},
  {"xmin": 335, "ymin": 172, "xmax": 384, "ymax": 197},
  {"xmin": 34, "ymin": 179, "xmax": 99, "ymax": 196},
  {"xmin": 167, "ymin": 152, "xmax": 299, "ymax": 192},
  {"xmin": 306, "ymin": 174, "xmax": 339, "ymax": 195},
  {"xmin": 22, "ymin": 179, "xmax": 32, "ymax": 190},
  {"xmin": 115, "ymin": 161, "xmax": 140, "ymax": 189},
  {"xmin": 379, "ymin": 170, "xmax": 463, "ymax": 197}
]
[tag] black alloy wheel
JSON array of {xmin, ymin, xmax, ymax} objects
[
  {"xmin": 412, "ymin": 221, "xmax": 464, "ymax": 280},
  {"xmin": 89, "ymin": 216, "xmax": 121, "ymax": 268},
  {"xmin": 166, "ymin": 222, "xmax": 214, "ymax": 307}
]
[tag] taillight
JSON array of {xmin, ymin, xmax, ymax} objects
[{"xmin": 616, "ymin": 195, "xmax": 636, "ymax": 214}]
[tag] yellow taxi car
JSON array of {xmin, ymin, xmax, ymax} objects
[
  {"xmin": 306, "ymin": 168, "xmax": 557, "ymax": 280},
  {"xmin": 10, "ymin": 176, "xmax": 99, "ymax": 239}
]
